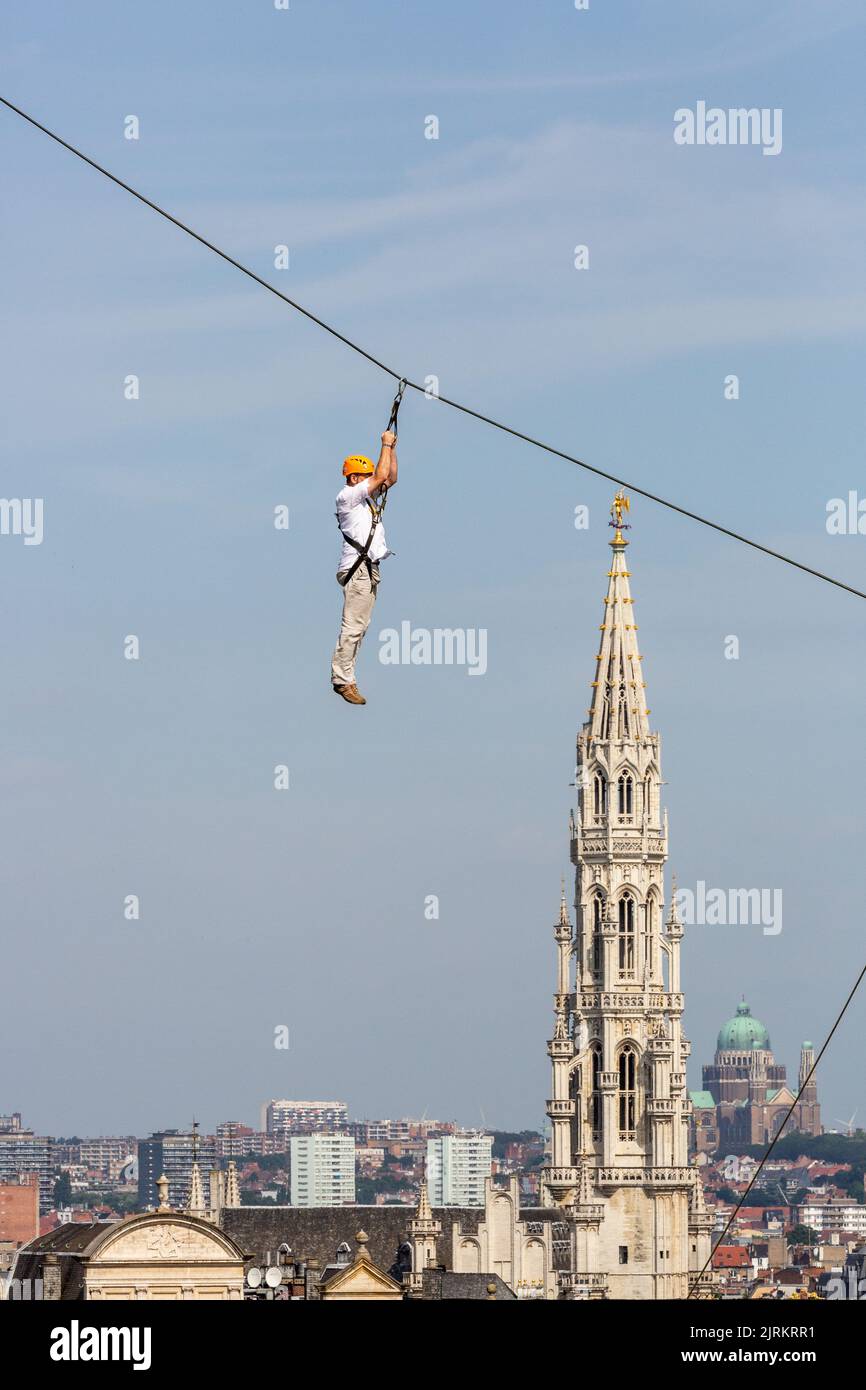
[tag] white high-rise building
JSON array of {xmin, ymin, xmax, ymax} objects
[
  {"xmin": 264, "ymin": 1100, "xmax": 348, "ymax": 1137},
  {"xmin": 540, "ymin": 492, "xmax": 714, "ymax": 1299},
  {"xmin": 289, "ymin": 1133, "xmax": 355, "ymax": 1207},
  {"xmin": 426, "ymin": 1133, "xmax": 493, "ymax": 1207}
]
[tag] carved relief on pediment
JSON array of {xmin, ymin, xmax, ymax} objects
[{"xmin": 95, "ymin": 1221, "xmax": 231, "ymax": 1264}]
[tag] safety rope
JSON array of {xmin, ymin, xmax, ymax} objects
[
  {"xmin": 386, "ymin": 377, "xmax": 407, "ymax": 438},
  {"xmin": 378, "ymin": 377, "xmax": 406, "ymax": 520}
]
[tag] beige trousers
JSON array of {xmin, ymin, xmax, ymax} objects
[{"xmin": 331, "ymin": 563, "xmax": 380, "ymax": 686}]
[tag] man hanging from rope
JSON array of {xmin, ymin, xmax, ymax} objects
[{"xmin": 331, "ymin": 384, "xmax": 404, "ymax": 705}]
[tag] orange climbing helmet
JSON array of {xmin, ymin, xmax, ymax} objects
[{"xmin": 342, "ymin": 454, "xmax": 374, "ymax": 477}]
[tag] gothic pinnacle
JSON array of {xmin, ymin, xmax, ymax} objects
[
  {"xmin": 588, "ymin": 492, "xmax": 649, "ymax": 742},
  {"xmin": 559, "ymin": 878, "xmax": 570, "ymax": 927}
]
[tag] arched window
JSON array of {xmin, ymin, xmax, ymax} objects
[
  {"xmin": 590, "ymin": 1044, "xmax": 602, "ymax": 1135},
  {"xmin": 660, "ymin": 935, "xmax": 670, "ymax": 991},
  {"xmin": 591, "ymin": 894, "xmax": 604, "ymax": 975},
  {"xmin": 569, "ymin": 1066, "xmax": 582, "ymax": 1156},
  {"xmin": 617, "ymin": 772, "xmax": 633, "ymax": 816},
  {"xmin": 644, "ymin": 898, "xmax": 654, "ymax": 981},
  {"xmin": 618, "ymin": 894, "xmax": 636, "ymax": 975},
  {"xmin": 592, "ymin": 773, "xmax": 607, "ymax": 817},
  {"xmin": 618, "ymin": 1045, "xmax": 637, "ymax": 1138},
  {"xmin": 644, "ymin": 774, "xmax": 653, "ymax": 822}
]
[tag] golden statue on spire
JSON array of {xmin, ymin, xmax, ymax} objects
[{"xmin": 609, "ymin": 489, "xmax": 631, "ymax": 543}]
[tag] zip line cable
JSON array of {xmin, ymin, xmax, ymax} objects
[
  {"xmin": 687, "ymin": 956, "xmax": 866, "ymax": 1298},
  {"xmin": 3, "ymin": 90, "xmax": 866, "ymax": 608}
]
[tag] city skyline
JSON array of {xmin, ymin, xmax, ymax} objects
[{"xmin": 4, "ymin": 979, "xmax": 846, "ymax": 1142}]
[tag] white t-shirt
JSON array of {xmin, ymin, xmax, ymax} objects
[{"xmin": 335, "ymin": 479, "xmax": 392, "ymax": 572}]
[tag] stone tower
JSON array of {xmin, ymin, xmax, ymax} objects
[
  {"xmin": 408, "ymin": 1177, "xmax": 441, "ymax": 1293},
  {"xmin": 798, "ymin": 1042, "xmax": 818, "ymax": 1112},
  {"xmin": 541, "ymin": 493, "xmax": 713, "ymax": 1298}
]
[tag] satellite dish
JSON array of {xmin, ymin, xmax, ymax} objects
[
  {"xmin": 265, "ymin": 1266, "xmax": 282, "ymax": 1288},
  {"xmin": 246, "ymin": 1267, "xmax": 263, "ymax": 1288}
]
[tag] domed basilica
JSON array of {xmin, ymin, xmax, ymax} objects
[{"xmin": 690, "ymin": 1001, "xmax": 821, "ymax": 1153}]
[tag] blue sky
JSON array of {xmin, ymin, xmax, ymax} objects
[{"xmin": 2, "ymin": 0, "xmax": 865, "ymax": 1140}]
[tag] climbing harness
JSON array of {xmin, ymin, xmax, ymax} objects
[
  {"xmin": 337, "ymin": 492, "xmax": 385, "ymax": 587},
  {"xmin": 337, "ymin": 379, "xmax": 405, "ymax": 588}
]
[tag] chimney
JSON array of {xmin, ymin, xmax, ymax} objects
[
  {"xmin": 305, "ymin": 1259, "xmax": 322, "ymax": 1301},
  {"xmin": 42, "ymin": 1254, "xmax": 62, "ymax": 1301}
]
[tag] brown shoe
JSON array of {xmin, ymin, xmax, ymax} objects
[{"xmin": 333, "ymin": 682, "xmax": 366, "ymax": 705}]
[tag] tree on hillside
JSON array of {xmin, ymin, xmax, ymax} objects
[
  {"xmin": 788, "ymin": 1224, "xmax": 818, "ymax": 1245},
  {"xmin": 53, "ymin": 1172, "xmax": 73, "ymax": 1208}
]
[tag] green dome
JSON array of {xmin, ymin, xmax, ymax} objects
[{"xmin": 717, "ymin": 1001, "xmax": 770, "ymax": 1052}]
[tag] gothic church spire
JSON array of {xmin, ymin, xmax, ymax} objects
[{"xmin": 588, "ymin": 491, "xmax": 649, "ymax": 742}]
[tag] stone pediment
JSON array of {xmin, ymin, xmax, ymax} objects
[
  {"xmin": 321, "ymin": 1257, "xmax": 402, "ymax": 1298},
  {"xmin": 92, "ymin": 1217, "xmax": 241, "ymax": 1264}
]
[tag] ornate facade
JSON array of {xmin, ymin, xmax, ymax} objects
[
  {"xmin": 9, "ymin": 1162, "xmax": 247, "ymax": 1301},
  {"xmin": 10, "ymin": 1211, "xmax": 246, "ymax": 1300},
  {"xmin": 541, "ymin": 494, "xmax": 713, "ymax": 1298}
]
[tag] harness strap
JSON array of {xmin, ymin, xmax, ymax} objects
[
  {"xmin": 374, "ymin": 381, "xmax": 404, "ymax": 530},
  {"xmin": 387, "ymin": 378, "xmax": 407, "ymax": 437},
  {"xmin": 338, "ymin": 497, "xmax": 381, "ymax": 587}
]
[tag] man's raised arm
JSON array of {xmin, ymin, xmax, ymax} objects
[{"xmin": 369, "ymin": 430, "xmax": 397, "ymax": 496}]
